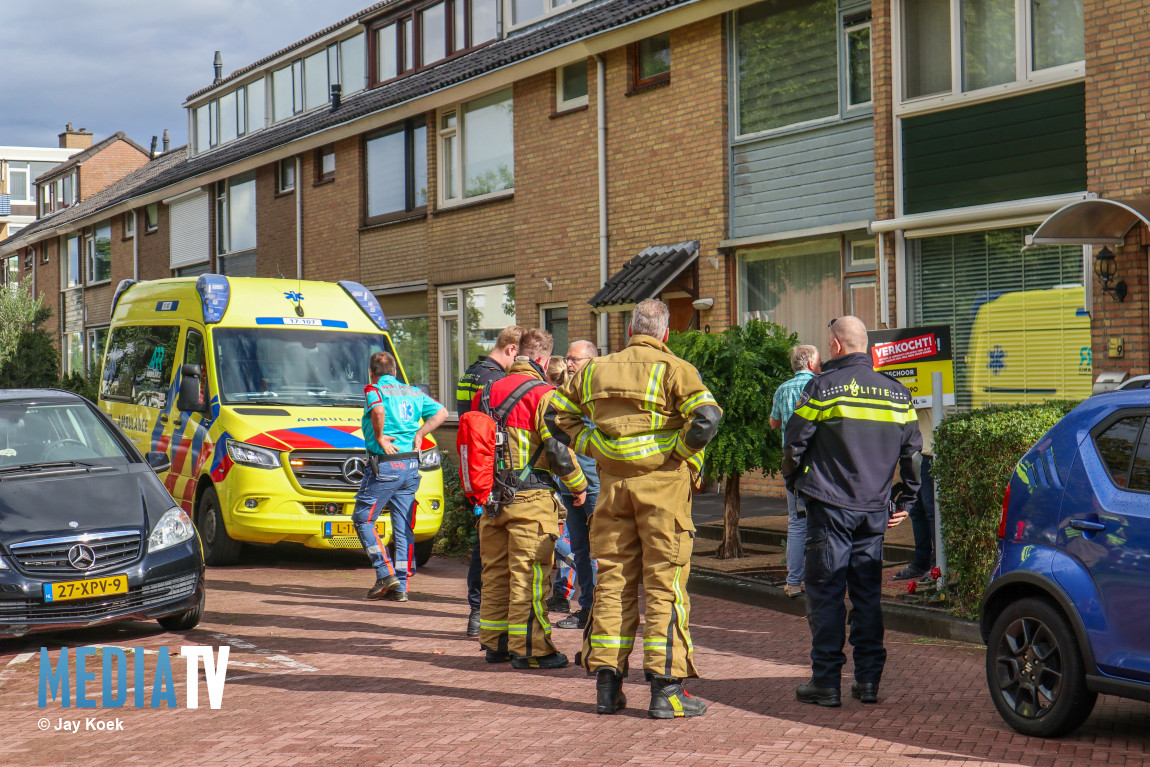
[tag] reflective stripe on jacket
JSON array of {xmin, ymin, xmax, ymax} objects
[
  {"xmin": 782, "ymin": 352, "xmax": 922, "ymax": 513},
  {"xmin": 552, "ymin": 335, "xmax": 720, "ymax": 478},
  {"xmin": 456, "ymin": 357, "xmax": 504, "ymax": 416}
]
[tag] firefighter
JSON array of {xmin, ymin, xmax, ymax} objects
[
  {"xmin": 476, "ymin": 328, "xmax": 588, "ymax": 670},
  {"xmin": 783, "ymin": 315, "xmax": 920, "ymax": 707},
  {"xmin": 551, "ymin": 299, "xmax": 722, "ymax": 719},
  {"xmin": 456, "ymin": 326, "xmax": 525, "ymax": 638}
]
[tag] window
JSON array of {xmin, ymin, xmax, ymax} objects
[
  {"xmin": 372, "ymin": 0, "xmax": 496, "ymax": 86},
  {"xmin": 380, "ymin": 291, "xmax": 431, "ymax": 392},
  {"xmin": 557, "ymin": 62, "xmax": 589, "ymax": 110},
  {"xmin": 317, "ymin": 146, "xmax": 336, "ymax": 183},
  {"xmin": 63, "ymin": 234, "xmax": 81, "ymax": 289},
  {"xmin": 632, "ymin": 33, "xmax": 671, "ymax": 89},
  {"xmin": 248, "ymin": 78, "xmax": 267, "ymax": 131},
  {"xmin": 278, "ymin": 158, "xmax": 296, "ymax": 193},
  {"xmin": 365, "ymin": 119, "xmax": 428, "ymax": 221},
  {"xmin": 7, "ymin": 164, "xmax": 29, "ymax": 202},
  {"xmin": 63, "ymin": 332, "xmax": 84, "ymax": 377},
  {"xmin": 421, "ymin": 3, "xmax": 447, "ymax": 64},
  {"xmin": 1096, "ymin": 417, "xmax": 1142, "ymax": 489},
  {"xmin": 846, "ymin": 276, "xmax": 878, "ymax": 329},
  {"xmin": 87, "ymin": 326, "xmax": 110, "ymax": 374},
  {"xmin": 219, "ymin": 90, "xmax": 241, "ymax": 144},
  {"xmin": 87, "ymin": 221, "xmax": 112, "ymax": 284},
  {"xmin": 900, "ymin": 0, "xmax": 1084, "ymax": 102},
  {"xmin": 100, "ymin": 325, "xmax": 180, "ymax": 408},
  {"xmin": 846, "ymin": 237, "xmax": 876, "ymax": 271},
  {"xmin": 145, "ymin": 203, "xmax": 159, "ymax": 232},
  {"xmin": 542, "ymin": 305, "xmax": 569, "ymax": 354},
  {"xmin": 739, "ymin": 239, "xmax": 842, "ymax": 359},
  {"xmin": 124, "ymin": 211, "xmax": 135, "ymax": 239},
  {"xmin": 438, "ymin": 281, "xmax": 516, "ymax": 404},
  {"xmin": 341, "ymin": 33, "xmax": 366, "ymax": 94},
  {"xmin": 216, "ymin": 172, "xmax": 257, "ymax": 260},
  {"xmin": 438, "ymin": 88, "xmax": 514, "ymax": 203},
  {"xmin": 2, "ymin": 255, "xmax": 18, "ymax": 289},
  {"xmin": 183, "ymin": 329, "xmax": 207, "ymax": 405},
  {"xmin": 506, "ymin": 0, "xmax": 588, "ymax": 27},
  {"xmin": 304, "ymin": 49, "xmax": 329, "ymax": 111},
  {"xmin": 909, "ymin": 227, "xmax": 1089, "ymax": 409},
  {"xmin": 273, "ymin": 64, "xmax": 297, "ymax": 122},
  {"xmin": 845, "ymin": 14, "xmax": 872, "ymax": 106}
]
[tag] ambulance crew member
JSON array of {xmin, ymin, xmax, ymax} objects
[
  {"xmin": 551, "ymin": 299, "xmax": 721, "ymax": 719},
  {"xmin": 355, "ymin": 351, "xmax": 448, "ymax": 602}
]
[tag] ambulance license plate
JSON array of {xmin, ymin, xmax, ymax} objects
[{"xmin": 44, "ymin": 574, "xmax": 129, "ymax": 602}]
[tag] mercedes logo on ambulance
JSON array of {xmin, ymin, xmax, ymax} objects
[
  {"xmin": 342, "ymin": 457, "xmax": 367, "ymax": 484},
  {"xmin": 67, "ymin": 544, "xmax": 97, "ymax": 571}
]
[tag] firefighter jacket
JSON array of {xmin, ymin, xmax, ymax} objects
[
  {"xmin": 474, "ymin": 360, "xmax": 588, "ymax": 495},
  {"xmin": 550, "ymin": 334, "xmax": 722, "ymax": 478},
  {"xmin": 457, "ymin": 356, "xmax": 505, "ymax": 416},
  {"xmin": 782, "ymin": 352, "xmax": 923, "ymax": 513}
]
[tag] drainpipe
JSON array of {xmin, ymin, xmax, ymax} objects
[
  {"xmin": 132, "ymin": 210, "xmax": 139, "ymax": 280},
  {"xmin": 595, "ymin": 53, "xmax": 608, "ymax": 353},
  {"xmin": 295, "ymin": 156, "xmax": 302, "ymax": 279},
  {"xmin": 878, "ymin": 232, "xmax": 888, "ymax": 327}
]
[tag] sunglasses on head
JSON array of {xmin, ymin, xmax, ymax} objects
[{"xmin": 827, "ymin": 318, "xmax": 839, "ymax": 328}]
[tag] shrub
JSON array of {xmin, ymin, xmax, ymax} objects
[
  {"xmin": 433, "ymin": 451, "xmax": 476, "ymax": 558},
  {"xmin": 933, "ymin": 399, "xmax": 1080, "ymax": 618},
  {"xmin": 60, "ymin": 368, "xmax": 102, "ymax": 402},
  {"xmin": 0, "ymin": 306, "xmax": 59, "ymax": 389}
]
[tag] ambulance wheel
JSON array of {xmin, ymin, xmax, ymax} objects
[
  {"xmin": 159, "ymin": 588, "xmax": 205, "ymax": 631},
  {"xmin": 415, "ymin": 539, "xmax": 434, "ymax": 568},
  {"xmin": 197, "ymin": 487, "xmax": 242, "ymax": 566}
]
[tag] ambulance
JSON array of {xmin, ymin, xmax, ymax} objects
[{"xmin": 97, "ymin": 276, "xmax": 444, "ymax": 565}]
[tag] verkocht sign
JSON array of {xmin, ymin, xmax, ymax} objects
[{"xmin": 868, "ymin": 326, "xmax": 955, "ymax": 409}]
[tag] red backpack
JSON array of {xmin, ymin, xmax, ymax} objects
[{"xmin": 456, "ymin": 378, "xmax": 547, "ymax": 515}]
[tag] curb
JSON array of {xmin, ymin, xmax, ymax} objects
[
  {"xmin": 687, "ymin": 567, "xmax": 983, "ymax": 646},
  {"xmin": 695, "ymin": 523, "xmax": 917, "ymax": 563}
]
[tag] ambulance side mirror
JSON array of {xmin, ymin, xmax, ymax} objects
[{"xmin": 177, "ymin": 364, "xmax": 208, "ymax": 413}]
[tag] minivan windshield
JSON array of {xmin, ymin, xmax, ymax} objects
[
  {"xmin": 0, "ymin": 400, "xmax": 131, "ymax": 468},
  {"xmin": 213, "ymin": 327, "xmax": 398, "ymax": 407}
]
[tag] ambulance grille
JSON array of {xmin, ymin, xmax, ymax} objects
[{"xmin": 288, "ymin": 450, "xmax": 360, "ymax": 491}]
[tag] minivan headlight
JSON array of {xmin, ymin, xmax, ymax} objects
[
  {"xmin": 227, "ymin": 441, "xmax": 281, "ymax": 469},
  {"xmin": 148, "ymin": 507, "xmax": 196, "ymax": 552},
  {"xmin": 0, "ymin": 555, "xmax": 8, "ymax": 570},
  {"xmin": 419, "ymin": 449, "xmax": 441, "ymax": 470}
]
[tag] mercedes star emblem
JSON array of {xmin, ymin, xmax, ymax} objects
[
  {"xmin": 67, "ymin": 544, "xmax": 97, "ymax": 571},
  {"xmin": 341, "ymin": 456, "xmax": 367, "ymax": 484},
  {"xmin": 68, "ymin": 521, "xmax": 79, "ymax": 528}
]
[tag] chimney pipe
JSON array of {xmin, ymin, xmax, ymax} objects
[
  {"xmin": 162, "ymin": 129, "xmax": 170, "ymax": 153},
  {"xmin": 330, "ymin": 83, "xmax": 342, "ymax": 112},
  {"xmin": 149, "ymin": 136, "xmax": 157, "ymax": 160},
  {"xmin": 213, "ymin": 51, "xmax": 223, "ymax": 83}
]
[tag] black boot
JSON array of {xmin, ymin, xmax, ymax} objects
[
  {"xmin": 596, "ymin": 668, "xmax": 626, "ymax": 715},
  {"xmin": 796, "ymin": 680, "xmax": 842, "ymax": 707},
  {"xmin": 466, "ymin": 607, "xmax": 481, "ymax": 637},
  {"xmin": 366, "ymin": 574, "xmax": 400, "ymax": 600},
  {"xmin": 648, "ymin": 675, "xmax": 706, "ymax": 719}
]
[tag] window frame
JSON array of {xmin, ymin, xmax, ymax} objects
[
  {"xmin": 368, "ymin": 0, "xmax": 497, "ymax": 88},
  {"xmin": 277, "ymin": 157, "xmax": 297, "ymax": 194},
  {"xmin": 62, "ymin": 234, "xmax": 81, "ymax": 290},
  {"xmin": 216, "ymin": 173, "xmax": 257, "ymax": 258},
  {"xmin": 144, "ymin": 203, "xmax": 159, "ymax": 233},
  {"xmin": 437, "ymin": 279, "xmax": 516, "ymax": 406},
  {"xmin": 86, "ymin": 221, "xmax": 113, "ymax": 286},
  {"xmin": 7, "ymin": 163, "xmax": 30, "ymax": 203},
  {"xmin": 540, "ymin": 302, "xmax": 569, "ymax": 353},
  {"xmin": 1090, "ymin": 411, "xmax": 1150, "ymax": 494},
  {"xmin": 629, "ymin": 33, "xmax": 672, "ymax": 92},
  {"xmin": 504, "ymin": 0, "xmax": 591, "ymax": 31},
  {"xmin": 556, "ymin": 62, "xmax": 589, "ymax": 112},
  {"xmin": 363, "ymin": 117, "xmax": 429, "ymax": 225},
  {"xmin": 436, "ymin": 88, "xmax": 515, "ymax": 208},
  {"xmin": 893, "ymin": 0, "xmax": 1085, "ymax": 115},
  {"xmin": 316, "ymin": 146, "xmax": 336, "ymax": 184},
  {"xmin": 86, "ymin": 326, "xmax": 110, "ymax": 375},
  {"xmin": 123, "ymin": 211, "xmax": 135, "ymax": 239}
]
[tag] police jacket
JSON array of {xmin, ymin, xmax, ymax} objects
[
  {"xmin": 456, "ymin": 356, "xmax": 505, "ymax": 416},
  {"xmin": 550, "ymin": 335, "xmax": 722, "ymax": 478},
  {"xmin": 782, "ymin": 352, "xmax": 922, "ymax": 513},
  {"xmin": 475, "ymin": 360, "xmax": 588, "ymax": 495}
]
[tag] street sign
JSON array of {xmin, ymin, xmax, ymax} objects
[{"xmin": 868, "ymin": 325, "xmax": 955, "ymax": 409}]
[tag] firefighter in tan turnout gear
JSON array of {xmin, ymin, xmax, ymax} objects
[
  {"xmin": 550, "ymin": 299, "xmax": 722, "ymax": 718},
  {"xmin": 475, "ymin": 328, "xmax": 588, "ymax": 670}
]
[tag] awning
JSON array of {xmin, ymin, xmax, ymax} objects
[
  {"xmin": 1027, "ymin": 195, "xmax": 1150, "ymax": 246},
  {"xmin": 589, "ymin": 240, "xmax": 698, "ymax": 311}
]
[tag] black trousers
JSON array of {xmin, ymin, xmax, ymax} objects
[
  {"xmin": 467, "ymin": 537, "xmax": 482, "ymax": 610},
  {"xmin": 804, "ymin": 499, "xmax": 888, "ymax": 688}
]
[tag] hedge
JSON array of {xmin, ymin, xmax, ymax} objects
[
  {"xmin": 433, "ymin": 452, "xmax": 476, "ymax": 558},
  {"xmin": 933, "ymin": 399, "xmax": 1080, "ymax": 619}
]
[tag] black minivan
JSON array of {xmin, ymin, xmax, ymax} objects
[{"xmin": 0, "ymin": 389, "xmax": 205, "ymax": 638}]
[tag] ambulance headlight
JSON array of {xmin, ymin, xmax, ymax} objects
[
  {"xmin": 148, "ymin": 507, "xmax": 197, "ymax": 552},
  {"xmin": 419, "ymin": 449, "xmax": 441, "ymax": 470},
  {"xmin": 227, "ymin": 441, "xmax": 281, "ymax": 469}
]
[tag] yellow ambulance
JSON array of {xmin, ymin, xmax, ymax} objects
[{"xmin": 97, "ymin": 276, "xmax": 444, "ymax": 565}]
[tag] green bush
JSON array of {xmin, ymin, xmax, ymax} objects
[
  {"xmin": 59, "ymin": 368, "xmax": 101, "ymax": 402},
  {"xmin": 433, "ymin": 451, "xmax": 477, "ymax": 558},
  {"xmin": 933, "ymin": 399, "xmax": 1080, "ymax": 618},
  {"xmin": 0, "ymin": 306, "xmax": 59, "ymax": 389}
]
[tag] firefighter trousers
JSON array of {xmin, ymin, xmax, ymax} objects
[
  {"xmin": 478, "ymin": 489, "xmax": 561, "ymax": 658},
  {"xmin": 582, "ymin": 462, "xmax": 697, "ymax": 679}
]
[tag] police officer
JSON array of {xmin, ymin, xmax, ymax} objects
[
  {"xmin": 475, "ymin": 328, "xmax": 587, "ymax": 670},
  {"xmin": 355, "ymin": 352, "xmax": 448, "ymax": 602},
  {"xmin": 552, "ymin": 299, "xmax": 722, "ymax": 719},
  {"xmin": 783, "ymin": 316, "xmax": 920, "ymax": 707},
  {"xmin": 456, "ymin": 326, "xmax": 524, "ymax": 637}
]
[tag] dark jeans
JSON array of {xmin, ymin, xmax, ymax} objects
[
  {"xmin": 467, "ymin": 535, "xmax": 482, "ymax": 610},
  {"xmin": 909, "ymin": 455, "xmax": 936, "ymax": 571},
  {"xmin": 352, "ymin": 457, "xmax": 420, "ymax": 589},
  {"xmin": 555, "ymin": 491, "xmax": 597, "ymax": 611},
  {"xmin": 803, "ymin": 499, "xmax": 887, "ymax": 688}
]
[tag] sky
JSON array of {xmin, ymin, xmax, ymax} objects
[{"xmin": 0, "ymin": 0, "xmax": 375, "ymax": 150}]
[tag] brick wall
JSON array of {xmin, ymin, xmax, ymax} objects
[
  {"xmin": 301, "ymin": 138, "xmax": 362, "ymax": 282},
  {"xmin": 77, "ymin": 140, "xmax": 149, "ymax": 201},
  {"xmin": 257, "ymin": 161, "xmax": 299, "ymax": 278},
  {"xmin": 137, "ymin": 203, "xmax": 171, "ymax": 280}
]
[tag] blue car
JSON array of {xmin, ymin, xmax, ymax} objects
[{"xmin": 982, "ymin": 390, "xmax": 1150, "ymax": 737}]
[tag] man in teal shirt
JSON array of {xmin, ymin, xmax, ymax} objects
[{"xmin": 355, "ymin": 351, "xmax": 448, "ymax": 602}]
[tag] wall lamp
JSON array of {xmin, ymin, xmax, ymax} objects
[{"xmin": 1094, "ymin": 247, "xmax": 1128, "ymax": 302}]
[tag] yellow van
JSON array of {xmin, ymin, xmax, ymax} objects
[
  {"xmin": 98, "ymin": 276, "xmax": 444, "ymax": 565},
  {"xmin": 967, "ymin": 285, "xmax": 1092, "ymax": 407}
]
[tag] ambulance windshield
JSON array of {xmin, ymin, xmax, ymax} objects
[{"xmin": 212, "ymin": 328, "xmax": 399, "ymax": 407}]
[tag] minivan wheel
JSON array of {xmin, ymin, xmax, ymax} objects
[
  {"xmin": 415, "ymin": 538, "xmax": 434, "ymax": 568},
  {"xmin": 986, "ymin": 597, "xmax": 1097, "ymax": 737},
  {"xmin": 197, "ymin": 487, "xmax": 242, "ymax": 566},
  {"xmin": 158, "ymin": 588, "xmax": 205, "ymax": 631}
]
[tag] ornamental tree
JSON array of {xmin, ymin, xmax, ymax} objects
[{"xmin": 669, "ymin": 320, "xmax": 796, "ymax": 558}]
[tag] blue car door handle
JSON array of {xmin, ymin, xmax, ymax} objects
[{"xmin": 1070, "ymin": 519, "xmax": 1107, "ymax": 532}]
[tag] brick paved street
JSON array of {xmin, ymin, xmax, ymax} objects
[{"xmin": 1, "ymin": 552, "xmax": 1147, "ymax": 767}]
